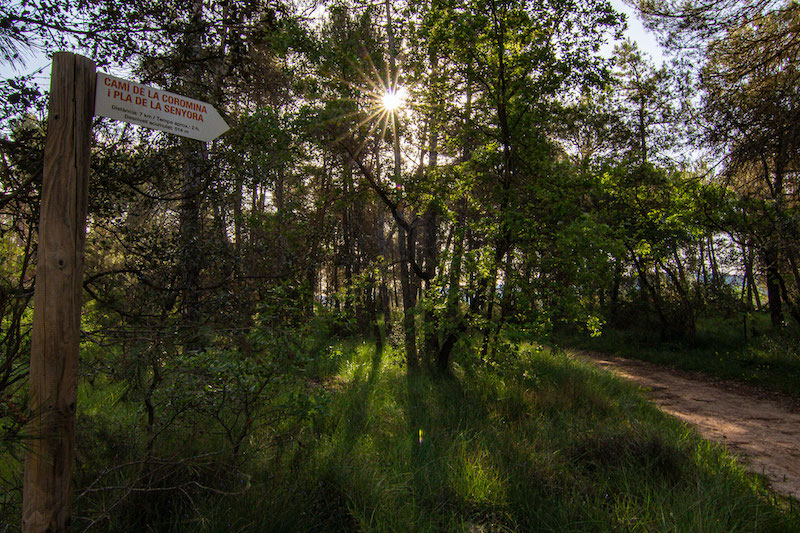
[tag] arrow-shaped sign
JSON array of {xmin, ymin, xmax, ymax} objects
[{"xmin": 94, "ymin": 73, "xmax": 229, "ymax": 142}]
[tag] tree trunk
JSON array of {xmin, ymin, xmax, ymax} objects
[
  {"xmin": 609, "ymin": 258, "xmax": 621, "ymax": 323},
  {"xmin": 178, "ymin": 139, "xmax": 208, "ymax": 352},
  {"xmin": 746, "ymin": 242, "xmax": 762, "ymax": 311},
  {"xmin": 422, "ymin": 206, "xmax": 440, "ymax": 361},
  {"xmin": 378, "ymin": 210, "xmax": 392, "ymax": 337},
  {"xmin": 764, "ymin": 247, "xmax": 784, "ymax": 327},
  {"xmin": 659, "ymin": 258, "xmax": 696, "ymax": 344},
  {"xmin": 437, "ymin": 199, "xmax": 466, "ymax": 372},
  {"xmin": 489, "ymin": 250, "xmax": 515, "ymax": 360},
  {"xmin": 480, "ymin": 260, "xmax": 500, "ymax": 360},
  {"xmin": 398, "ymin": 227, "xmax": 418, "ymax": 367}
]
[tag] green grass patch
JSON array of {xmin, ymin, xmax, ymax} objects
[
  {"xmin": 558, "ymin": 313, "xmax": 800, "ymax": 397},
  {"xmin": 5, "ymin": 339, "xmax": 798, "ymax": 531},
  {"xmin": 183, "ymin": 341, "xmax": 799, "ymax": 532}
]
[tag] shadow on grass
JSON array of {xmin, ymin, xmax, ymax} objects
[
  {"xmin": 558, "ymin": 316, "xmax": 800, "ymax": 398},
  {"xmin": 251, "ymin": 343, "xmax": 800, "ymax": 532},
  {"xmin": 339, "ymin": 343, "xmax": 384, "ymax": 447}
]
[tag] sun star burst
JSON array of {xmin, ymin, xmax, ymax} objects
[{"xmin": 381, "ymin": 87, "xmax": 406, "ymax": 112}]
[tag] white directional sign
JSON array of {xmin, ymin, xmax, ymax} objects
[{"xmin": 94, "ymin": 73, "xmax": 229, "ymax": 142}]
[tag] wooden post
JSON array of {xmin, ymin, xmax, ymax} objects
[{"xmin": 23, "ymin": 52, "xmax": 95, "ymax": 533}]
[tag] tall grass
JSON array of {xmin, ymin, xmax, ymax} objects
[
  {"xmin": 183, "ymin": 341, "xmax": 799, "ymax": 532},
  {"xmin": 4, "ymin": 339, "xmax": 798, "ymax": 531},
  {"xmin": 559, "ymin": 312, "xmax": 800, "ymax": 397}
]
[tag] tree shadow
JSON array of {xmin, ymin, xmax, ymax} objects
[
  {"xmin": 403, "ymin": 367, "xmax": 524, "ymax": 528},
  {"xmin": 339, "ymin": 342, "xmax": 385, "ymax": 447},
  {"xmin": 322, "ymin": 345, "xmax": 763, "ymax": 531}
]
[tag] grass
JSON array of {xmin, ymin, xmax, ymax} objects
[
  {"xmin": 137, "ymin": 341, "xmax": 798, "ymax": 531},
  {"xmin": 3, "ymin": 338, "xmax": 799, "ymax": 531},
  {"xmin": 557, "ymin": 312, "xmax": 800, "ymax": 398}
]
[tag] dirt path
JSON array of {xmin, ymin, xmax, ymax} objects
[{"xmin": 577, "ymin": 351, "xmax": 800, "ymax": 499}]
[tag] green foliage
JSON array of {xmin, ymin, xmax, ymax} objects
[
  {"xmin": 65, "ymin": 319, "xmax": 333, "ymax": 531},
  {"xmin": 559, "ymin": 312, "xmax": 800, "ymax": 397},
  {"xmin": 220, "ymin": 340, "xmax": 798, "ymax": 532}
]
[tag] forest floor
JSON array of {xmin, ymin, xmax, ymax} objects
[{"xmin": 576, "ymin": 350, "xmax": 800, "ymax": 499}]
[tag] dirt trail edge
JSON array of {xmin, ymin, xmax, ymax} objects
[{"xmin": 576, "ymin": 351, "xmax": 800, "ymax": 499}]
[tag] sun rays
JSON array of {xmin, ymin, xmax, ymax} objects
[
  {"xmin": 381, "ymin": 87, "xmax": 407, "ymax": 112},
  {"xmin": 317, "ymin": 49, "xmax": 411, "ymax": 162}
]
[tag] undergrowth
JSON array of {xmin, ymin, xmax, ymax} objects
[
  {"xmin": 3, "ymin": 339, "xmax": 798, "ymax": 531},
  {"xmin": 558, "ymin": 312, "xmax": 800, "ymax": 397},
  {"xmin": 141, "ymin": 341, "xmax": 799, "ymax": 531}
]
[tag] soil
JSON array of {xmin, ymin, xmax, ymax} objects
[{"xmin": 577, "ymin": 351, "xmax": 800, "ymax": 499}]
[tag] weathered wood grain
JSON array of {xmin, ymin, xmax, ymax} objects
[{"xmin": 23, "ymin": 52, "xmax": 95, "ymax": 533}]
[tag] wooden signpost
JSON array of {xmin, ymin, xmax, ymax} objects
[
  {"xmin": 23, "ymin": 52, "xmax": 228, "ymax": 532},
  {"xmin": 23, "ymin": 52, "xmax": 95, "ymax": 533}
]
